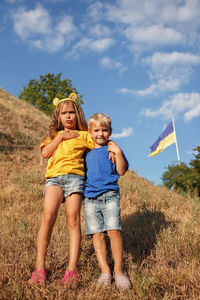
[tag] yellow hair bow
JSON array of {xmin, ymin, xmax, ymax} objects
[{"xmin": 53, "ymin": 93, "xmax": 78, "ymax": 107}]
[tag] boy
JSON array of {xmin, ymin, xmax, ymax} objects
[{"xmin": 84, "ymin": 113, "xmax": 131, "ymax": 290}]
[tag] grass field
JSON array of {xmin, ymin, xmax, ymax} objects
[{"xmin": 0, "ymin": 88, "xmax": 200, "ymax": 299}]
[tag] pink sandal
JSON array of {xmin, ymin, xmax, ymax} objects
[
  {"xmin": 61, "ymin": 270, "xmax": 80, "ymax": 284},
  {"xmin": 30, "ymin": 268, "xmax": 46, "ymax": 284}
]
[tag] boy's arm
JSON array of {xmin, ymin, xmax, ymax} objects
[
  {"xmin": 41, "ymin": 130, "xmax": 79, "ymax": 158},
  {"xmin": 107, "ymin": 141, "xmax": 128, "ymax": 176}
]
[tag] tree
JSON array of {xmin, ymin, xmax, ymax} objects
[
  {"xmin": 18, "ymin": 73, "xmax": 83, "ymax": 115},
  {"xmin": 162, "ymin": 147, "xmax": 200, "ymax": 196},
  {"xmin": 190, "ymin": 146, "xmax": 200, "ymax": 173}
]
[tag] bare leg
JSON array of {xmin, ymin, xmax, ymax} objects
[
  {"xmin": 93, "ymin": 233, "xmax": 111, "ymax": 274},
  {"xmin": 107, "ymin": 230, "xmax": 123, "ymax": 275},
  {"xmin": 36, "ymin": 186, "xmax": 63, "ymax": 269},
  {"xmin": 65, "ymin": 193, "xmax": 82, "ymax": 272}
]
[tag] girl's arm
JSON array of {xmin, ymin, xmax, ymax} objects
[
  {"xmin": 107, "ymin": 141, "xmax": 128, "ymax": 176},
  {"xmin": 41, "ymin": 130, "xmax": 79, "ymax": 158}
]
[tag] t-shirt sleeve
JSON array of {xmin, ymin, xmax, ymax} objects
[
  {"xmin": 84, "ymin": 132, "xmax": 95, "ymax": 149},
  {"xmin": 40, "ymin": 136, "xmax": 52, "ymax": 150}
]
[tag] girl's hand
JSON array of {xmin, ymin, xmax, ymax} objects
[
  {"xmin": 61, "ymin": 129, "xmax": 79, "ymax": 141},
  {"xmin": 41, "ymin": 130, "xmax": 79, "ymax": 159}
]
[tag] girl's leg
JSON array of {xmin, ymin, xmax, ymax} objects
[
  {"xmin": 107, "ymin": 230, "xmax": 123, "ymax": 275},
  {"xmin": 36, "ymin": 186, "xmax": 63, "ymax": 269},
  {"xmin": 65, "ymin": 193, "xmax": 82, "ymax": 272},
  {"xmin": 93, "ymin": 233, "xmax": 111, "ymax": 274}
]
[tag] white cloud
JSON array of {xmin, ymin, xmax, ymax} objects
[
  {"xmin": 12, "ymin": 4, "xmax": 77, "ymax": 52},
  {"xmin": 111, "ymin": 127, "xmax": 133, "ymax": 138},
  {"xmin": 32, "ymin": 35, "xmax": 65, "ymax": 52},
  {"xmin": 56, "ymin": 16, "xmax": 76, "ymax": 36},
  {"xmin": 42, "ymin": 0, "xmax": 66, "ymax": 2},
  {"xmin": 143, "ymin": 52, "xmax": 200, "ymax": 68},
  {"xmin": 5, "ymin": 0, "xmax": 22, "ymax": 3},
  {"xmin": 89, "ymin": 24, "xmax": 111, "ymax": 37},
  {"xmin": 68, "ymin": 37, "xmax": 114, "ymax": 58},
  {"xmin": 9, "ymin": 0, "xmax": 200, "ymax": 64},
  {"xmin": 125, "ymin": 25, "xmax": 185, "ymax": 48},
  {"xmin": 100, "ymin": 56, "xmax": 127, "ymax": 73},
  {"xmin": 90, "ymin": 38, "xmax": 114, "ymax": 52},
  {"xmin": 142, "ymin": 93, "xmax": 200, "ymax": 121},
  {"xmin": 118, "ymin": 88, "xmax": 135, "ymax": 95},
  {"xmin": 184, "ymin": 103, "xmax": 200, "ymax": 121},
  {"xmin": 87, "ymin": 1, "xmax": 104, "ymax": 21},
  {"xmin": 92, "ymin": 0, "xmax": 200, "ymax": 53},
  {"xmin": 13, "ymin": 4, "xmax": 51, "ymax": 39},
  {"xmin": 119, "ymin": 75, "xmax": 187, "ymax": 97},
  {"xmin": 140, "ymin": 52, "xmax": 200, "ymax": 95},
  {"xmin": 119, "ymin": 51, "xmax": 200, "ymax": 96},
  {"xmin": 135, "ymin": 77, "xmax": 188, "ymax": 96}
]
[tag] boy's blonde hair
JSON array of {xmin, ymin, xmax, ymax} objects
[{"xmin": 88, "ymin": 113, "xmax": 112, "ymax": 134}]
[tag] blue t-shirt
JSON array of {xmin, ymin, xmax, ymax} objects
[{"xmin": 84, "ymin": 145, "xmax": 128, "ymax": 198}]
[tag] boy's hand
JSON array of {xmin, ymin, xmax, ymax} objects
[
  {"xmin": 108, "ymin": 151, "xmax": 115, "ymax": 164},
  {"xmin": 108, "ymin": 140, "xmax": 122, "ymax": 164},
  {"xmin": 108, "ymin": 140, "xmax": 128, "ymax": 175},
  {"xmin": 108, "ymin": 140, "xmax": 122, "ymax": 155}
]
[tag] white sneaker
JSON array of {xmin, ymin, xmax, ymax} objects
[
  {"xmin": 96, "ymin": 273, "xmax": 112, "ymax": 288},
  {"xmin": 114, "ymin": 273, "xmax": 131, "ymax": 290}
]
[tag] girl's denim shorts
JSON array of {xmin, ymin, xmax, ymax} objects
[
  {"xmin": 84, "ymin": 190, "xmax": 121, "ymax": 235},
  {"xmin": 44, "ymin": 174, "xmax": 85, "ymax": 197}
]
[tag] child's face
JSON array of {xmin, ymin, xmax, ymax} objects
[
  {"xmin": 89, "ymin": 121, "xmax": 111, "ymax": 148},
  {"xmin": 60, "ymin": 102, "xmax": 77, "ymax": 130}
]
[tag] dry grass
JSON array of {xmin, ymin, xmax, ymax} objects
[{"xmin": 0, "ymin": 88, "xmax": 200, "ymax": 299}]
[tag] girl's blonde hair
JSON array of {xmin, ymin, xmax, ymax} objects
[
  {"xmin": 47, "ymin": 100, "xmax": 88, "ymax": 139},
  {"xmin": 88, "ymin": 113, "xmax": 112, "ymax": 134}
]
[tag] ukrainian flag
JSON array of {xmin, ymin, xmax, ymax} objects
[{"xmin": 149, "ymin": 121, "xmax": 176, "ymax": 157}]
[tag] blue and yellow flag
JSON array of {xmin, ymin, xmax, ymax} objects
[{"xmin": 149, "ymin": 121, "xmax": 176, "ymax": 157}]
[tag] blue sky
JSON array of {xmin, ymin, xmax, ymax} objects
[{"xmin": 1, "ymin": 0, "xmax": 200, "ymax": 185}]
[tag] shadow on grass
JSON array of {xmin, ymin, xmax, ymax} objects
[
  {"xmin": 0, "ymin": 131, "xmax": 34, "ymax": 154},
  {"xmin": 122, "ymin": 209, "xmax": 174, "ymax": 265}
]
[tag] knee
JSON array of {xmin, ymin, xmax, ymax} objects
[
  {"xmin": 67, "ymin": 214, "xmax": 80, "ymax": 230},
  {"xmin": 42, "ymin": 211, "xmax": 57, "ymax": 228},
  {"xmin": 107, "ymin": 230, "xmax": 121, "ymax": 240},
  {"xmin": 93, "ymin": 232, "xmax": 105, "ymax": 243},
  {"xmin": 94, "ymin": 232, "xmax": 104, "ymax": 238}
]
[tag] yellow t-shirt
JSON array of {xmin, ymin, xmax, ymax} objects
[{"xmin": 40, "ymin": 131, "xmax": 94, "ymax": 178}]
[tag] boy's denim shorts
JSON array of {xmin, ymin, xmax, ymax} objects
[
  {"xmin": 84, "ymin": 190, "xmax": 121, "ymax": 235},
  {"xmin": 44, "ymin": 174, "xmax": 85, "ymax": 197}
]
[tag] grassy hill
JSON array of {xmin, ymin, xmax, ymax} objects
[{"xmin": 0, "ymin": 88, "xmax": 200, "ymax": 299}]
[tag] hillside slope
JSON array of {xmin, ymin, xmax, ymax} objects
[{"xmin": 0, "ymin": 89, "xmax": 200, "ymax": 300}]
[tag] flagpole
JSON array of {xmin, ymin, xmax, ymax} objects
[{"xmin": 172, "ymin": 117, "xmax": 180, "ymax": 165}]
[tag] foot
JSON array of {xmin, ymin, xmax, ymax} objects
[
  {"xmin": 29, "ymin": 268, "xmax": 46, "ymax": 284},
  {"xmin": 96, "ymin": 273, "xmax": 112, "ymax": 288},
  {"xmin": 61, "ymin": 270, "xmax": 80, "ymax": 285},
  {"xmin": 114, "ymin": 273, "xmax": 131, "ymax": 290}
]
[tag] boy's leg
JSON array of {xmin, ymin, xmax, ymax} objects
[
  {"xmin": 36, "ymin": 185, "xmax": 63, "ymax": 269},
  {"xmin": 65, "ymin": 193, "xmax": 82, "ymax": 272},
  {"xmin": 108, "ymin": 230, "xmax": 131, "ymax": 289},
  {"xmin": 93, "ymin": 233, "xmax": 111, "ymax": 275},
  {"xmin": 107, "ymin": 230, "xmax": 123, "ymax": 275}
]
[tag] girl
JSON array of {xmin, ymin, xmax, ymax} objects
[{"xmin": 30, "ymin": 93, "xmax": 94, "ymax": 284}]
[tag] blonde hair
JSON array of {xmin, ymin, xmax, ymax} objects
[
  {"xmin": 88, "ymin": 113, "xmax": 112, "ymax": 133},
  {"xmin": 47, "ymin": 100, "xmax": 88, "ymax": 139}
]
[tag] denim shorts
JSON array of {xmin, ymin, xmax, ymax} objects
[
  {"xmin": 44, "ymin": 174, "xmax": 85, "ymax": 197},
  {"xmin": 84, "ymin": 190, "xmax": 121, "ymax": 235}
]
